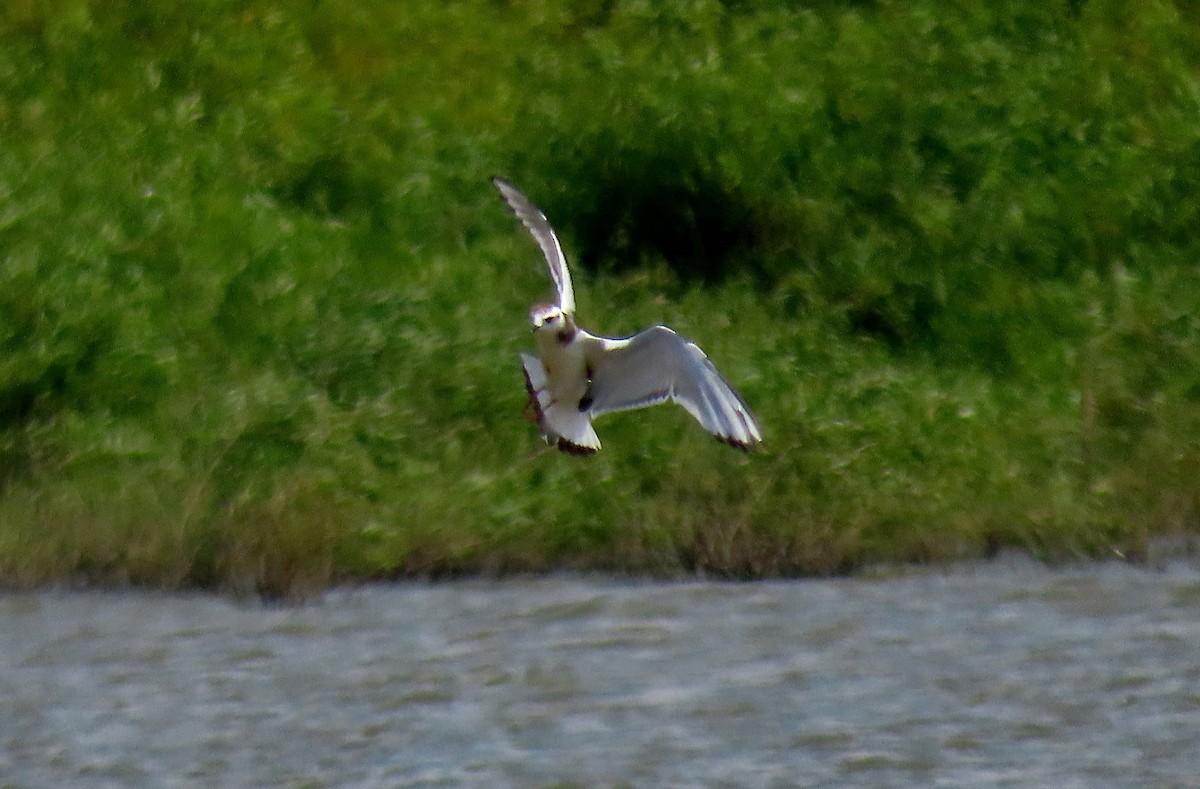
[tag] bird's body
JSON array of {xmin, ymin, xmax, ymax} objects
[
  {"xmin": 522, "ymin": 318, "xmax": 602, "ymax": 454},
  {"xmin": 494, "ymin": 177, "xmax": 762, "ymax": 455}
]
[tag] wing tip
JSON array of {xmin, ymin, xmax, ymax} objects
[
  {"xmin": 492, "ymin": 176, "xmax": 519, "ymax": 208},
  {"xmin": 556, "ymin": 437, "xmax": 599, "ymax": 456},
  {"xmin": 714, "ymin": 433, "xmax": 761, "ymax": 452}
]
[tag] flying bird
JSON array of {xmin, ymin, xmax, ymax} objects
[{"xmin": 493, "ymin": 177, "xmax": 763, "ymax": 455}]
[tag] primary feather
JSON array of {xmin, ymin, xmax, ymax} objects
[{"xmin": 492, "ymin": 176, "xmax": 575, "ymax": 314}]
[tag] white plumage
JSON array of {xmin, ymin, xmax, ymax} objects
[
  {"xmin": 495, "ymin": 177, "xmax": 763, "ymax": 455},
  {"xmin": 493, "ymin": 178, "xmax": 575, "ymax": 315}
]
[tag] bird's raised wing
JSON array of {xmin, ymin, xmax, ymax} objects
[
  {"xmin": 582, "ymin": 326, "xmax": 762, "ymax": 449},
  {"xmin": 492, "ymin": 177, "xmax": 575, "ymax": 314}
]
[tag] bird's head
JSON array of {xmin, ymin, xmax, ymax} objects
[
  {"xmin": 529, "ymin": 303, "xmax": 577, "ymax": 341},
  {"xmin": 530, "ymin": 303, "xmax": 564, "ymax": 330}
]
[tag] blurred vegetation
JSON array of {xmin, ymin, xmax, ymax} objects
[{"xmin": 1, "ymin": 0, "xmax": 1198, "ymax": 596}]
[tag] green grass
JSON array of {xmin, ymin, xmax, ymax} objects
[{"xmin": 1, "ymin": 0, "xmax": 1199, "ymax": 596}]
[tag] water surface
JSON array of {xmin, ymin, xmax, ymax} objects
[{"xmin": 3, "ymin": 558, "xmax": 1200, "ymax": 787}]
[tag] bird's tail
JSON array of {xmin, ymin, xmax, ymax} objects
[{"xmin": 520, "ymin": 353, "xmax": 600, "ymax": 455}]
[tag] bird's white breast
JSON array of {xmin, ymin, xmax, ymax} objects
[{"xmin": 534, "ymin": 327, "xmax": 592, "ymax": 408}]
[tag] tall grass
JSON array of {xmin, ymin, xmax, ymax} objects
[{"xmin": 1, "ymin": 1, "xmax": 1198, "ymax": 595}]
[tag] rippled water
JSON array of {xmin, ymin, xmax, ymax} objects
[{"xmin": 3, "ymin": 558, "xmax": 1200, "ymax": 787}]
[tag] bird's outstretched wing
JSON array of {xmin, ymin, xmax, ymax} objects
[
  {"xmin": 492, "ymin": 177, "xmax": 575, "ymax": 314},
  {"xmin": 582, "ymin": 327, "xmax": 763, "ymax": 449}
]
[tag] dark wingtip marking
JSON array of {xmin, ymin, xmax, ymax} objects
[
  {"xmin": 521, "ymin": 365, "xmax": 550, "ymax": 433},
  {"xmin": 557, "ymin": 437, "xmax": 598, "ymax": 456},
  {"xmin": 521, "ymin": 367, "xmax": 544, "ymax": 414},
  {"xmin": 714, "ymin": 434, "xmax": 758, "ymax": 452}
]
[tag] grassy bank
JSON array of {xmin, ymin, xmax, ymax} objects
[{"xmin": 1, "ymin": 1, "xmax": 1198, "ymax": 596}]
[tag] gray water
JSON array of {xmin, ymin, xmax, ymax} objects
[{"xmin": 2, "ymin": 558, "xmax": 1200, "ymax": 788}]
